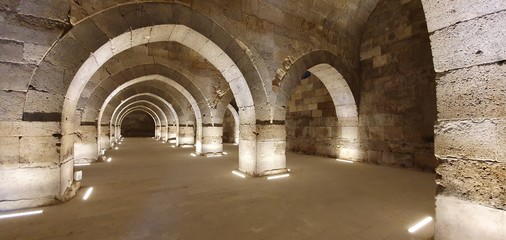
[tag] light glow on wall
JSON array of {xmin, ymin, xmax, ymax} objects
[
  {"xmin": 408, "ymin": 216, "xmax": 433, "ymax": 233},
  {"xmin": 0, "ymin": 210, "xmax": 44, "ymax": 219},
  {"xmin": 267, "ymin": 173, "xmax": 290, "ymax": 180},
  {"xmin": 232, "ymin": 170, "xmax": 246, "ymax": 178},
  {"xmin": 83, "ymin": 187, "xmax": 94, "ymax": 200},
  {"xmin": 336, "ymin": 159, "xmax": 354, "ymax": 164}
]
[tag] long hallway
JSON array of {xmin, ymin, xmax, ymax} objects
[{"xmin": 0, "ymin": 138, "xmax": 435, "ymax": 240}]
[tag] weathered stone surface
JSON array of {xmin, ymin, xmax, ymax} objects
[
  {"xmin": 436, "ymin": 158, "xmax": 506, "ymax": 210},
  {"xmin": 0, "ymin": 91, "xmax": 25, "ymax": 121},
  {"xmin": 422, "ymin": 0, "xmax": 506, "ymax": 32},
  {"xmin": 0, "ymin": 62, "xmax": 34, "ymax": 90},
  {"xmin": 435, "ymin": 120, "xmax": 505, "ymax": 162},
  {"xmin": 437, "ymin": 63, "xmax": 506, "ymax": 120},
  {"xmin": 430, "ymin": 10, "xmax": 506, "ymax": 72}
]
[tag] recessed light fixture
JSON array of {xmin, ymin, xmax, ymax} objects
[
  {"xmin": 223, "ymin": 152, "xmax": 228, "ymax": 155},
  {"xmin": 114, "ymin": 147, "xmax": 118, "ymax": 150},
  {"xmin": 106, "ymin": 157, "xmax": 112, "ymax": 162},
  {"xmin": 83, "ymin": 187, "xmax": 94, "ymax": 200},
  {"xmin": 408, "ymin": 216, "xmax": 433, "ymax": 233},
  {"xmin": 336, "ymin": 159, "xmax": 354, "ymax": 163},
  {"xmin": 267, "ymin": 173, "xmax": 290, "ymax": 180},
  {"xmin": 190, "ymin": 153, "xmax": 197, "ymax": 157},
  {"xmin": 0, "ymin": 210, "xmax": 44, "ymax": 219},
  {"xmin": 232, "ymin": 170, "xmax": 246, "ymax": 178}
]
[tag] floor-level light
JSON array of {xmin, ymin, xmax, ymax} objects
[
  {"xmin": 74, "ymin": 163, "xmax": 90, "ymax": 166},
  {"xmin": 232, "ymin": 170, "xmax": 246, "ymax": 178},
  {"xmin": 408, "ymin": 216, "xmax": 433, "ymax": 233},
  {"xmin": 114, "ymin": 147, "xmax": 118, "ymax": 150},
  {"xmin": 0, "ymin": 210, "xmax": 44, "ymax": 219},
  {"xmin": 190, "ymin": 153, "xmax": 197, "ymax": 157},
  {"xmin": 83, "ymin": 187, "xmax": 94, "ymax": 200},
  {"xmin": 181, "ymin": 145, "xmax": 193, "ymax": 148},
  {"xmin": 171, "ymin": 145, "xmax": 176, "ymax": 148},
  {"xmin": 336, "ymin": 159, "xmax": 354, "ymax": 164},
  {"xmin": 267, "ymin": 173, "xmax": 290, "ymax": 180},
  {"xmin": 223, "ymin": 152, "xmax": 228, "ymax": 155},
  {"xmin": 106, "ymin": 157, "xmax": 112, "ymax": 163}
]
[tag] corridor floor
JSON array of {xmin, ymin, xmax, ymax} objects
[{"xmin": 0, "ymin": 138, "xmax": 436, "ymax": 240}]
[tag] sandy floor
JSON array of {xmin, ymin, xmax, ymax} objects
[{"xmin": 0, "ymin": 138, "xmax": 436, "ymax": 240}]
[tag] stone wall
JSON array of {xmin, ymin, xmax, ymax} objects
[
  {"xmin": 286, "ymin": 74, "xmax": 338, "ymax": 157},
  {"xmin": 359, "ymin": 0, "xmax": 437, "ymax": 170},
  {"xmin": 121, "ymin": 111, "xmax": 155, "ymax": 137},
  {"xmin": 222, "ymin": 109, "xmax": 235, "ymax": 143}
]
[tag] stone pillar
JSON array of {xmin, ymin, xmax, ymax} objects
[
  {"xmin": 178, "ymin": 125, "xmax": 195, "ymax": 145},
  {"xmin": 98, "ymin": 125, "xmax": 110, "ymax": 151},
  {"xmin": 161, "ymin": 125, "xmax": 168, "ymax": 142},
  {"xmin": 73, "ymin": 125, "xmax": 98, "ymax": 164},
  {"xmin": 420, "ymin": 1, "xmax": 506, "ymax": 239},
  {"xmin": 155, "ymin": 125, "xmax": 162, "ymax": 140},
  {"xmin": 201, "ymin": 125, "xmax": 223, "ymax": 154},
  {"xmin": 168, "ymin": 125, "xmax": 178, "ymax": 144},
  {"xmin": 255, "ymin": 122, "xmax": 287, "ymax": 175}
]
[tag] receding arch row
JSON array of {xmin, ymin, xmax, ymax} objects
[
  {"xmin": 113, "ymin": 100, "xmax": 168, "ymax": 142},
  {"xmin": 98, "ymin": 74, "xmax": 202, "ymax": 152}
]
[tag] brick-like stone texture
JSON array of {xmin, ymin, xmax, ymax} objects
[
  {"xmin": 286, "ymin": 74, "xmax": 338, "ymax": 157},
  {"xmin": 359, "ymin": 0, "xmax": 436, "ymax": 170}
]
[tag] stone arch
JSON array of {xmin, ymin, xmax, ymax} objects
[
  {"xmin": 112, "ymin": 93, "xmax": 179, "ymax": 142},
  {"xmin": 227, "ymin": 104, "xmax": 240, "ymax": 145},
  {"xmin": 97, "ymin": 75, "xmax": 201, "ymax": 151},
  {"xmin": 112, "ymin": 100, "xmax": 168, "ymax": 144},
  {"xmin": 275, "ymin": 50, "xmax": 361, "ymax": 160},
  {"xmin": 119, "ymin": 107, "xmax": 159, "ymax": 138}
]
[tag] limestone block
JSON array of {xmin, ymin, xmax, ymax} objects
[
  {"xmin": 436, "ymin": 158, "xmax": 505, "ymax": 209},
  {"xmin": 91, "ymin": 9, "xmax": 130, "ymax": 39},
  {"xmin": 69, "ymin": 19, "xmax": 109, "ymax": 52},
  {"xmin": 0, "ymin": 39, "xmax": 23, "ymax": 62},
  {"xmin": 23, "ymin": 43, "xmax": 48, "ymax": 64},
  {"xmin": 430, "ymin": 11, "xmax": 506, "ymax": 72},
  {"xmin": 143, "ymin": 3, "xmax": 175, "ymax": 25},
  {"xmin": 19, "ymin": 136, "xmax": 59, "ymax": 164},
  {"xmin": 0, "ymin": 165, "xmax": 60, "ymax": 202},
  {"xmin": 421, "ymin": 0, "xmax": 506, "ymax": 32},
  {"xmin": 0, "ymin": 62, "xmax": 33, "ymax": 91},
  {"xmin": 0, "ymin": 136, "xmax": 20, "ymax": 164},
  {"xmin": 437, "ymin": 63, "xmax": 506, "ymax": 119},
  {"xmin": 435, "ymin": 196, "xmax": 506, "ymax": 240},
  {"xmin": 435, "ymin": 120, "xmax": 504, "ymax": 162},
  {"xmin": 19, "ymin": 0, "xmax": 69, "ymax": 22},
  {"xmin": 0, "ymin": 91, "xmax": 25, "ymax": 121},
  {"xmin": 0, "ymin": 12, "xmax": 63, "ymax": 46}
]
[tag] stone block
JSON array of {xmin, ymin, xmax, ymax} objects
[
  {"xmin": 0, "ymin": 61, "xmax": 34, "ymax": 91},
  {"xmin": 437, "ymin": 63, "xmax": 506, "ymax": 119},
  {"xmin": 421, "ymin": 0, "xmax": 506, "ymax": 32},
  {"xmin": 0, "ymin": 91, "xmax": 25, "ymax": 121},
  {"xmin": 430, "ymin": 10, "xmax": 506, "ymax": 72},
  {"xmin": 435, "ymin": 120, "xmax": 504, "ymax": 162},
  {"xmin": 19, "ymin": 136, "xmax": 59, "ymax": 164},
  {"xmin": 0, "ymin": 165, "xmax": 60, "ymax": 205},
  {"xmin": 19, "ymin": 0, "xmax": 69, "ymax": 22},
  {"xmin": 436, "ymin": 158, "xmax": 505, "ymax": 209},
  {"xmin": 0, "ymin": 39, "xmax": 23, "ymax": 62},
  {"xmin": 0, "ymin": 136, "xmax": 20, "ymax": 164},
  {"xmin": 23, "ymin": 43, "xmax": 48, "ymax": 64}
]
